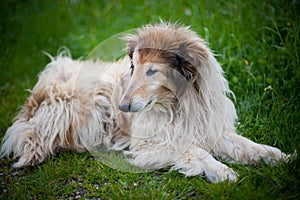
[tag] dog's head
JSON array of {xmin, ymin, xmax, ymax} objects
[{"xmin": 119, "ymin": 23, "xmax": 210, "ymax": 113}]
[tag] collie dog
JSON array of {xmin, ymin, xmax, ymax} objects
[{"xmin": 0, "ymin": 23, "xmax": 289, "ymax": 182}]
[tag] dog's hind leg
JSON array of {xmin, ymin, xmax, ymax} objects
[{"xmin": 0, "ymin": 56, "xmax": 108, "ymax": 167}]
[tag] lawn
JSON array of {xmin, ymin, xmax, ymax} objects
[{"xmin": 0, "ymin": 0, "xmax": 299, "ymax": 199}]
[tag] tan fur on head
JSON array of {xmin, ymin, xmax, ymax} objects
[
  {"xmin": 120, "ymin": 23, "xmax": 214, "ymax": 113},
  {"xmin": 1, "ymin": 22, "xmax": 289, "ymax": 182}
]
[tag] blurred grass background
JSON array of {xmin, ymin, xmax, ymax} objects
[{"xmin": 0, "ymin": 0, "xmax": 299, "ymax": 199}]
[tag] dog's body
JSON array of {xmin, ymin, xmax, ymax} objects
[{"xmin": 1, "ymin": 23, "xmax": 288, "ymax": 182}]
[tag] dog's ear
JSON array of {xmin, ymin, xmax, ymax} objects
[
  {"xmin": 123, "ymin": 34, "xmax": 138, "ymax": 59},
  {"xmin": 178, "ymin": 42, "xmax": 209, "ymax": 68},
  {"xmin": 175, "ymin": 42, "xmax": 209, "ymax": 92},
  {"xmin": 176, "ymin": 40, "xmax": 210, "ymax": 82},
  {"xmin": 175, "ymin": 54, "xmax": 195, "ymax": 82}
]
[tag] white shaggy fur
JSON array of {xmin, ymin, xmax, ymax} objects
[{"xmin": 0, "ymin": 23, "xmax": 289, "ymax": 182}]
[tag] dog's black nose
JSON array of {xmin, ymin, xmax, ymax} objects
[{"xmin": 119, "ymin": 103, "xmax": 130, "ymax": 112}]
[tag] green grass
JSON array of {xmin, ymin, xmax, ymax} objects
[{"xmin": 0, "ymin": 0, "xmax": 299, "ymax": 199}]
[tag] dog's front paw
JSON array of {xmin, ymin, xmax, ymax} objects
[
  {"xmin": 205, "ymin": 165, "xmax": 238, "ymax": 183},
  {"xmin": 282, "ymin": 150, "xmax": 297, "ymax": 163},
  {"xmin": 174, "ymin": 162, "xmax": 238, "ymax": 183},
  {"xmin": 259, "ymin": 145, "xmax": 294, "ymax": 166},
  {"xmin": 171, "ymin": 164, "xmax": 205, "ymax": 177}
]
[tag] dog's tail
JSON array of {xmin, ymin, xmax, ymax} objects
[{"xmin": 0, "ymin": 53, "xmax": 110, "ymax": 167}]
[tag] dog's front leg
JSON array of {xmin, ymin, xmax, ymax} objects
[
  {"xmin": 129, "ymin": 142, "xmax": 238, "ymax": 183},
  {"xmin": 218, "ymin": 133, "xmax": 289, "ymax": 165},
  {"xmin": 172, "ymin": 146, "xmax": 238, "ymax": 183}
]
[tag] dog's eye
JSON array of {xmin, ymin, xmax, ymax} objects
[
  {"xmin": 146, "ymin": 69, "xmax": 157, "ymax": 76},
  {"xmin": 130, "ymin": 62, "xmax": 134, "ymax": 76}
]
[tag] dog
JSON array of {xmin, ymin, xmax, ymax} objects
[{"xmin": 0, "ymin": 22, "xmax": 289, "ymax": 183}]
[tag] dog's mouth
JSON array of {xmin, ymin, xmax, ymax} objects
[
  {"xmin": 147, "ymin": 99, "xmax": 153, "ymax": 106},
  {"xmin": 143, "ymin": 99, "xmax": 154, "ymax": 111},
  {"xmin": 119, "ymin": 97, "xmax": 156, "ymax": 113}
]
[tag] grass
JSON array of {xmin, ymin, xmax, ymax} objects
[{"xmin": 0, "ymin": 0, "xmax": 299, "ymax": 199}]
